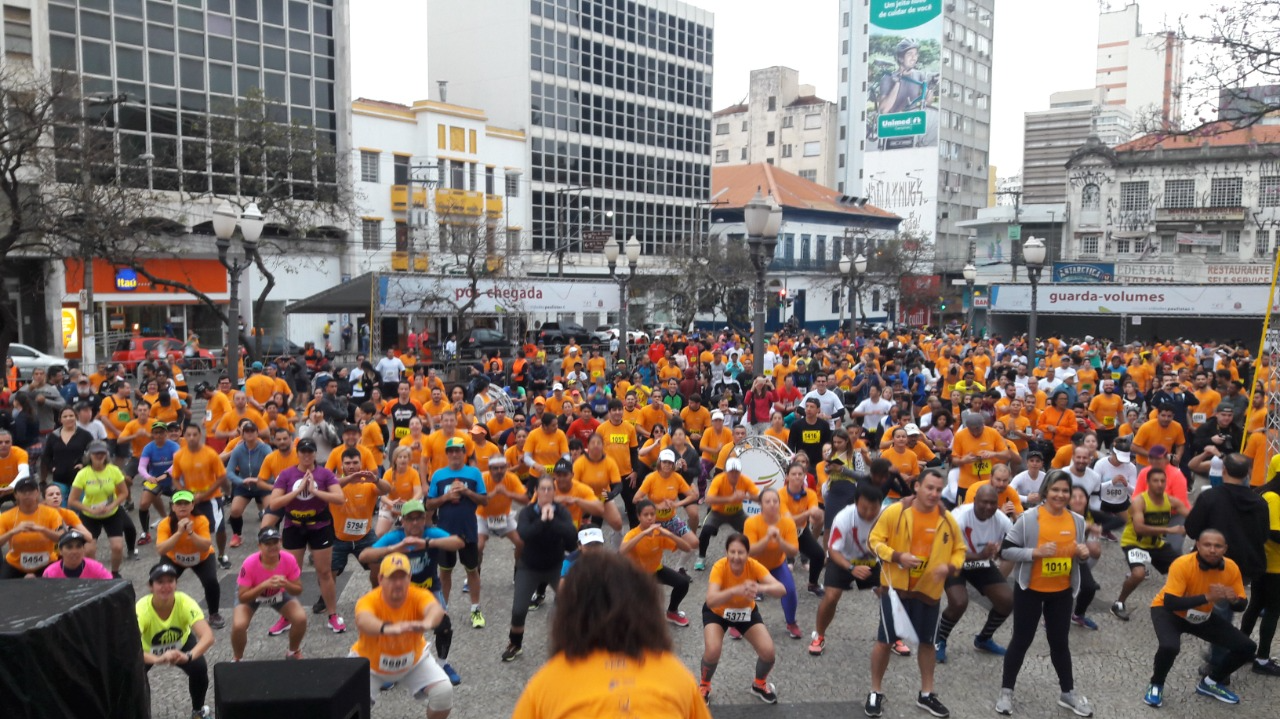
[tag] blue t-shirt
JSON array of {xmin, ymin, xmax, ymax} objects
[
  {"xmin": 373, "ymin": 526, "xmax": 450, "ymax": 588},
  {"xmin": 141, "ymin": 440, "xmax": 180, "ymax": 479},
  {"xmin": 427, "ymin": 465, "xmax": 486, "ymax": 543}
]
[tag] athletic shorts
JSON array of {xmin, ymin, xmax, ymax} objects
[
  {"xmin": 232, "ymin": 481, "xmax": 273, "ymax": 500},
  {"xmin": 825, "ymin": 560, "xmax": 880, "ymax": 591},
  {"xmin": 1122, "ymin": 543, "xmax": 1180, "ymax": 574},
  {"xmin": 331, "ymin": 532, "xmax": 377, "ymax": 574},
  {"xmin": 439, "ymin": 542, "xmax": 479, "ymax": 571},
  {"xmin": 282, "ymin": 522, "xmax": 335, "ymax": 551},
  {"xmin": 125, "ymin": 458, "xmax": 140, "ymax": 479},
  {"xmin": 108, "ymin": 439, "xmax": 131, "ymax": 460},
  {"xmin": 81, "ymin": 511, "xmax": 127, "ymax": 539},
  {"xmin": 476, "ymin": 512, "xmax": 518, "ymax": 537},
  {"xmin": 701, "ymin": 603, "xmax": 763, "ymax": 634},
  {"xmin": 238, "ymin": 593, "xmax": 297, "ymax": 612},
  {"xmin": 946, "ymin": 561, "xmax": 1005, "ymax": 590},
  {"xmin": 877, "ymin": 591, "xmax": 940, "ymax": 646},
  {"xmin": 659, "ymin": 515, "xmax": 691, "ymax": 536},
  {"xmin": 355, "ymin": 650, "xmax": 448, "ymax": 701},
  {"xmin": 142, "ymin": 478, "xmax": 174, "ymax": 496}
]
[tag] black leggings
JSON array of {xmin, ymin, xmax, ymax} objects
[
  {"xmin": 621, "ymin": 471, "xmax": 643, "ymax": 528},
  {"xmin": 1002, "ymin": 586, "xmax": 1074, "ymax": 692},
  {"xmin": 175, "ymin": 556, "xmax": 220, "ymax": 614},
  {"xmin": 145, "ymin": 635, "xmax": 209, "ymax": 713},
  {"xmin": 697, "ymin": 512, "xmax": 746, "ymax": 558},
  {"xmin": 655, "ymin": 566, "xmax": 690, "ymax": 613},
  {"xmin": 511, "ymin": 565, "xmax": 561, "ymax": 631},
  {"xmin": 1151, "ymin": 606, "xmax": 1255, "ymax": 685},
  {"xmin": 1074, "ymin": 562, "xmax": 1100, "ymax": 617},
  {"xmin": 1241, "ymin": 573, "xmax": 1280, "ymax": 659},
  {"xmin": 797, "ymin": 528, "xmax": 826, "ymax": 586}
]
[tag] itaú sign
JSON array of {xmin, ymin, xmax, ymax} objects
[{"xmin": 114, "ymin": 268, "xmax": 139, "ymax": 291}]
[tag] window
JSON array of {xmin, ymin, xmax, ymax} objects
[
  {"xmin": 394, "ymin": 222, "xmax": 408, "ymax": 252},
  {"xmin": 799, "ymin": 169, "xmax": 817, "ymax": 182},
  {"xmin": 393, "ymin": 155, "xmax": 409, "ymax": 185},
  {"xmin": 1163, "ymin": 179, "xmax": 1194, "ymax": 208},
  {"xmin": 781, "ymin": 144, "xmax": 792, "ymax": 158},
  {"xmin": 715, "ymin": 122, "xmax": 729, "ymax": 135},
  {"xmin": 766, "ymin": 131, "xmax": 775, "ymax": 146},
  {"xmin": 831, "ymin": 290, "xmax": 840, "ymax": 313},
  {"xmin": 803, "ymin": 141, "xmax": 821, "ymax": 157},
  {"xmin": 1080, "ymin": 234, "xmax": 1100, "ymax": 255},
  {"xmin": 1261, "ymin": 176, "xmax": 1280, "ymax": 208},
  {"xmin": 1119, "ymin": 181, "xmax": 1149, "ymax": 212},
  {"xmin": 740, "ymin": 147, "xmax": 747, "ymax": 160},
  {"xmin": 1082, "ymin": 184, "xmax": 1101, "ymax": 209},
  {"xmin": 361, "ymin": 219, "xmax": 380, "ymax": 250},
  {"xmin": 485, "ymin": 166, "xmax": 495, "ymax": 195},
  {"xmin": 1224, "ymin": 230, "xmax": 1241, "ymax": 255},
  {"xmin": 359, "ymin": 151, "xmax": 379, "ymax": 183},
  {"xmin": 838, "ymin": 153, "xmax": 845, "ymax": 168},
  {"xmin": 872, "ymin": 290, "xmax": 881, "ymax": 312},
  {"xmin": 1178, "ymin": 242, "xmax": 1194, "ymax": 255},
  {"xmin": 782, "ymin": 115, "xmax": 793, "ymax": 128},
  {"xmin": 816, "ymin": 235, "xmax": 826, "ymax": 264},
  {"xmin": 1209, "ymin": 176, "xmax": 1243, "ymax": 207},
  {"xmin": 4, "ymin": 6, "xmax": 32, "ymax": 61},
  {"xmin": 1258, "ymin": 230, "xmax": 1274, "ymax": 259},
  {"xmin": 742, "ymin": 121, "xmax": 747, "ymax": 131},
  {"xmin": 1114, "ymin": 238, "xmax": 1131, "ymax": 255},
  {"xmin": 505, "ymin": 173, "xmax": 520, "ymax": 197},
  {"xmin": 767, "ymin": 96, "xmax": 776, "ymax": 111},
  {"xmin": 714, "ymin": 149, "xmax": 728, "ymax": 163},
  {"xmin": 804, "ymin": 113, "xmax": 822, "ymax": 130},
  {"xmin": 842, "ymin": 11, "xmax": 850, "ymax": 26}
]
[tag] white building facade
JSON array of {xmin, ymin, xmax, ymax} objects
[{"xmin": 1095, "ymin": 3, "xmax": 1183, "ymax": 130}]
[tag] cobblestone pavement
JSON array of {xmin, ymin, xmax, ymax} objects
[{"xmin": 117, "ymin": 488, "xmax": 1275, "ymax": 719}]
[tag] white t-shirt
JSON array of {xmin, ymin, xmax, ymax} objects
[
  {"xmin": 951, "ymin": 503, "xmax": 1014, "ymax": 559},
  {"xmin": 802, "ymin": 388, "xmax": 845, "ymax": 429},
  {"xmin": 1093, "ymin": 457, "xmax": 1137, "ymax": 511},
  {"xmin": 853, "ymin": 398, "xmax": 894, "ymax": 431},
  {"xmin": 1010, "ymin": 469, "xmax": 1046, "ymax": 503},
  {"xmin": 1068, "ymin": 466, "xmax": 1103, "ymax": 512},
  {"xmin": 828, "ymin": 504, "xmax": 880, "ymax": 563},
  {"xmin": 374, "ymin": 356, "xmax": 405, "ymax": 384},
  {"xmin": 1049, "ymin": 366, "xmax": 1078, "ymax": 393}
]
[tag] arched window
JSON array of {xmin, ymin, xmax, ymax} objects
[{"xmin": 1082, "ymin": 184, "xmax": 1101, "ymax": 209}]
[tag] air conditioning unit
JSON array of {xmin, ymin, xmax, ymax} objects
[
  {"xmin": 945, "ymin": 32, "xmax": 954, "ymax": 40},
  {"xmin": 943, "ymin": 57, "xmax": 951, "ymax": 64},
  {"xmin": 945, "ymin": 2, "xmax": 956, "ymax": 10}
]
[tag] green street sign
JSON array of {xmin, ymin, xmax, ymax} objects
[{"xmin": 1008, "ymin": 225, "xmax": 1022, "ymax": 241}]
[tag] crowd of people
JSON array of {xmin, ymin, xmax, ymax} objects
[{"xmin": 1, "ymin": 326, "xmax": 1279, "ymax": 718}]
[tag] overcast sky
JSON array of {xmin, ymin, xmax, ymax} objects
[{"xmin": 351, "ymin": 0, "xmax": 1210, "ymax": 177}]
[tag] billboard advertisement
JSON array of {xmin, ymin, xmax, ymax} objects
[
  {"xmin": 1051, "ymin": 262, "xmax": 1116, "ymax": 283},
  {"xmin": 988, "ymin": 284, "xmax": 1280, "ymax": 317},
  {"xmin": 864, "ymin": 0, "xmax": 941, "ymax": 241}
]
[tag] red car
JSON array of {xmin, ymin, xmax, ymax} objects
[{"xmin": 111, "ymin": 337, "xmax": 215, "ymax": 371}]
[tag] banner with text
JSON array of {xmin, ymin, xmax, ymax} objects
[
  {"xmin": 1051, "ymin": 262, "xmax": 1116, "ymax": 283},
  {"xmin": 377, "ymin": 275, "xmax": 620, "ymax": 316},
  {"xmin": 988, "ymin": 283, "xmax": 1279, "ymax": 316},
  {"xmin": 1114, "ymin": 262, "xmax": 1275, "ymax": 284}
]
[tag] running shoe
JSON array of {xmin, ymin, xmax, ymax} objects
[
  {"xmin": 807, "ymin": 583, "xmax": 826, "ymax": 598},
  {"xmin": 1195, "ymin": 678, "xmax": 1239, "ymax": 704},
  {"xmin": 130, "ymin": 549, "xmax": 140, "ymax": 561},
  {"xmin": 229, "ymin": 534, "xmax": 242, "ymax": 548},
  {"xmin": 1143, "ymin": 683, "xmax": 1163, "ymax": 708},
  {"xmin": 137, "ymin": 532, "xmax": 152, "ymax": 546},
  {"xmin": 327, "ymin": 614, "xmax": 347, "ymax": 633},
  {"xmin": 218, "ymin": 555, "xmax": 231, "ymax": 570},
  {"xmin": 786, "ymin": 623, "xmax": 802, "ymax": 639},
  {"xmin": 267, "ymin": 616, "xmax": 291, "ymax": 636},
  {"xmin": 207, "ymin": 613, "xmax": 225, "ymax": 630},
  {"xmin": 864, "ymin": 691, "xmax": 885, "ymax": 717},
  {"xmin": 974, "ymin": 636, "xmax": 1007, "ymax": 656},
  {"xmin": 694, "ymin": 559, "xmax": 705, "ymax": 571},
  {"xmin": 995, "ymin": 688, "xmax": 1014, "ymax": 715},
  {"xmin": 461, "ymin": 580, "xmax": 469, "ymax": 594},
  {"xmin": 1058, "ymin": 691, "xmax": 1094, "ymax": 716},
  {"xmin": 312, "ymin": 596, "xmax": 327, "ymax": 615},
  {"xmin": 501, "ymin": 643, "xmax": 523, "ymax": 662},
  {"xmin": 191, "ymin": 706, "xmax": 208, "ymax": 719},
  {"xmin": 284, "ymin": 649, "xmax": 303, "ymax": 660},
  {"xmin": 916, "ymin": 692, "xmax": 950, "ymax": 717},
  {"xmin": 666, "ymin": 610, "xmax": 690, "ymax": 627},
  {"xmin": 808, "ymin": 633, "xmax": 826, "ymax": 656},
  {"xmin": 1109, "ymin": 601, "xmax": 1130, "ymax": 621},
  {"xmin": 1252, "ymin": 658, "xmax": 1280, "ymax": 676},
  {"xmin": 728, "ymin": 627, "xmax": 743, "ymax": 640},
  {"xmin": 379, "ymin": 681, "xmax": 397, "ymax": 691},
  {"xmin": 441, "ymin": 662, "xmax": 461, "ymax": 685},
  {"xmin": 1071, "ymin": 614, "xmax": 1099, "ymax": 630},
  {"xmin": 891, "ymin": 639, "xmax": 911, "ymax": 657},
  {"xmin": 471, "ymin": 608, "xmax": 486, "ymax": 629},
  {"xmin": 529, "ymin": 593, "xmax": 545, "ymax": 611},
  {"xmin": 750, "ymin": 679, "xmax": 778, "ymax": 704},
  {"xmin": 934, "ymin": 639, "xmax": 947, "ymax": 664}
]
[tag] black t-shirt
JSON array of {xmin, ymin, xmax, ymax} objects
[{"xmin": 788, "ymin": 417, "xmax": 831, "ymax": 467}]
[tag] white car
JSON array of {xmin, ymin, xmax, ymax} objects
[
  {"xmin": 593, "ymin": 326, "xmax": 649, "ymax": 344},
  {"xmin": 7, "ymin": 343, "xmax": 66, "ymax": 380}
]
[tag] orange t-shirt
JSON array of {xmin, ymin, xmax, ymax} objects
[
  {"xmin": 257, "ymin": 449, "xmax": 299, "ymax": 483},
  {"xmin": 424, "ymin": 431, "xmax": 476, "ymax": 477},
  {"xmin": 573, "ymin": 455, "xmax": 621, "ymax": 499},
  {"xmin": 555, "ymin": 479, "xmax": 599, "ymax": 528},
  {"xmin": 637, "ymin": 471, "xmax": 692, "ymax": 522},
  {"xmin": 0, "ymin": 447, "xmax": 30, "ymax": 487},
  {"xmin": 1088, "ymin": 393, "xmax": 1124, "ymax": 431},
  {"xmin": 156, "ymin": 514, "xmax": 214, "ymax": 566},
  {"xmin": 1132, "ymin": 420, "xmax": 1186, "ymax": 466},
  {"xmin": 951, "ymin": 427, "xmax": 1005, "ymax": 489},
  {"xmin": 382, "ymin": 467, "xmax": 422, "ymax": 503},
  {"xmin": 172, "ymin": 446, "xmax": 227, "ymax": 498},
  {"xmin": 0, "ymin": 504, "xmax": 64, "ymax": 571},
  {"xmin": 595, "ymin": 421, "xmax": 638, "ymax": 476},
  {"xmin": 623, "ymin": 525, "xmax": 678, "ymax": 574},
  {"xmin": 705, "ymin": 472, "xmax": 759, "ymax": 515},
  {"xmin": 744, "ymin": 513, "xmax": 798, "ymax": 570},
  {"xmin": 699, "ymin": 426, "xmax": 734, "ymax": 463},
  {"xmin": 1028, "ymin": 508, "xmax": 1076, "ymax": 593},
  {"xmin": 523, "ymin": 428, "xmax": 569, "ymax": 477},
  {"xmin": 351, "ymin": 585, "xmax": 437, "ymax": 672},
  {"xmin": 479, "ymin": 470, "xmax": 527, "ymax": 518},
  {"xmin": 707, "ymin": 556, "xmax": 770, "ymax": 618},
  {"xmin": 881, "ymin": 445, "xmax": 921, "ymax": 481},
  {"xmin": 332, "ymin": 479, "xmax": 381, "ymax": 541},
  {"xmin": 906, "ymin": 506, "xmax": 942, "ymax": 591}
]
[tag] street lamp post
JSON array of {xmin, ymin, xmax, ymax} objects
[
  {"xmin": 744, "ymin": 189, "xmax": 783, "ymax": 377},
  {"xmin": 212, "ymin": 201, "xmax": 265, "ymax": 385},
  {"xmin": 603, "ymin": 235, "xmax": 641, "ymax": 366},
  {"xmin": 1023, "ymin": 237, "xmax": 1047, "ymax": 354},
  {"xmin": 962, "ymin": 263, "xmax": 977, "ymax": 337},
  {"xmin": 839, "ymin": 253, "xmax": 867, "ymax": 339}
]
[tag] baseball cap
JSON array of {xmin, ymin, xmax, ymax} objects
[
  {"xmin": 379, "ymin": 552, "xmax": 412, "ymax": 578},
  {"xmin": 533, "ymin": 396, "xmax": 547, "ymax": 405},
  {"xmin": 470, "ymin": 424, "xmax": 489, "ymax": 437},
  {"xmin": 487, "ymin": 454, "xmax": 507, "ymax": 466},
  {"xmin": 725, "ymin": 457, "xmax": 743, "ymax": 472},
  {"xmin": 12, "ymin": 476, "xmax": 39, "ymax": 492},
  {"xmin": 553, "ymin": 458, "xmax": 574, "ymax": 475},
  {"xmin": 58, "ymin": 530, "xmax": 88, "ymax": 549},
  {"xmin": 1026, "ymin": 450, "xmax": 1045, "ymax": 461},
  {"xmin": 1148, "ymin": 445, "xmax": 1168, "ymax": 459},
  {"xmin": 904, "ymin": 423, "xmax": 922, "ymax": 436},
  {"xmin": 401, "ymin": 499, "xmax": 426, "ymax": 516},
  {"xmin": 171, "ymin": 490, "xmax": 195, "ymax": 503},
  {"xmin": 257, "ymin": 527, "xmax": 282, "ymax": 542},
  {"xmin": 711, "ymin": 410, "xmax": 725, "ymax": 421},
  {"xmin": 445, "ymin": 437, "xmax": 466, "ymax": 450},
  {"xmin": 251, "ymin": 361, "xmax": 264, "ymax": 371},
  {"xmin": 552, "ymin": 382, "xmax": 564, "ymax": 391},
  {"xmin": 296, "ymin": 438, "xmax": 317, "ymax": 453},
  {"xmin": 87, "ymin": 440, "xmax": 110, "ymax": 455},
  {"xmin": 659, "ymin": 449, "xmax": 677, "ymax": 464},
  {"xmin": 342, "ymin": 423, "xmax": 360, "ymax": 434},
  {"xmin": 578, "ymin": 527, "xmax": 604, "ymax": 546},
  {"xmin": 148, "ymin": 562, "xmax": 180, "ymax": 582},
  {"xmin": 1112, "ymin": 448, "xmax": 1132, "ymax": 463},
  {"xmin": 239, "ymin": 420, "xmax": 258, "ymax": 433},
  {"xmin": 151, "ymin": 420, "xmax": 168, "ymax": 431}
]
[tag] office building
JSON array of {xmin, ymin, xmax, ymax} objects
[
  {"xmin": 712, "ymin": 66, "xmax": 839, "ymax": 188},
  {"xmin": 1094, "ymin": 3, "xmax": 1182, "ymax": 130},
  {"xmin": 835, "ymin": 0, "xmax": 994, "ymax": 276},
  {"xmin": 1219, "ymin": 84, "xmax": 1280, "ymax": 125},
  {"xmin": 426, "ymin": 0, "xmax": 713, "ymax": 272},
  {"xmin": 1022, "ymin": 88, "xmax": 1131, "ymax": 204}
]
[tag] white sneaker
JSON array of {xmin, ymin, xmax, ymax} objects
[
  {"xmin": 995, "ymin": 688, "xmax": 1014, "ymax": 715},
  {"xmin": 1058, "ymin": 691, "xmax": 1093, "ymax": 717}
]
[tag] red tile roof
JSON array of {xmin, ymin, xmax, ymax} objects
[
  {"xmin": 1117, "ymin": 121, "xmax": 1280, "ymax": 152},
  {"xmin": 711, "ymin": 164, "xmax": 899, "ymax": 220}
]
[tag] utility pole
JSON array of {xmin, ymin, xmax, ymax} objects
[{"xmin": 996, "ymin": 187, "xmax": 1024, "ymax": 282}]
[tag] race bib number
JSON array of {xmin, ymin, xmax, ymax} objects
[
  {"xmin": 723, "ymin": 608, "xmax": 751, "ymax": 623},
  {"xmin": 742, "ymin": 500, "xmax": 761, "ymax": 517},
  {"xmin": 19, "ymin": 552, "xmax": 49, "ymax": 569},
  {"xmin": 394, "ymin": 426, "xmax": 410, "ymax": 439},
  {"xmin": 609, "ymin": 434, "xmax": 629, "ymax": 445},
  {"xmin": 851, "ymin": 557, "xmax": 877, "ymax": 567},
  {"xmin": 204, "ymin": 410, "xmax": 212, "ymax": 423},
  {"xmin": 343, "ymin": 518, "xmax": 370, "ymax": 536},
  {"xmin": 656, "ymin": 506, "xmax": 675, "ymax": 521},
  {"xmin": 909, "ymin": 556, "xmax": 927, "ymax": 577},
  {"xmin": 1126, "ymin": 548, "xmax": 1151, "ymax": 565},
  {"xmin": 1101, "ymin": 484, "xmax": 1129, "ymax": 502},
  {"xmin": 1041, "ymin": 557, "xmax": 1071, "ymax": 578},
  {"xmin": 150, "ymin": 641, "xmax": 181, "ymax": 656},
  {"xmin": 379, "ymin": 651, "xmax": 415, "ymax": 673},
  {"xmin": 973, "ymin": 459, "xmax": 991, "ymax": 476},
  {"xmin": 962, "ymin": 560, "xmax": 993, "ymax": 571},
  {"xmin": 485, "ymin": 515, "xmax": 511, "ymax": 534},
  {"xmin": 1103, "ymin": 416, "xmax": 1116, "ymax": 428},
  {"xmin": 1184, "ymin": 608, "xmax": 1211, "ymax": 624},
  {"xmin": 1192, "ymin": 413, "xmax": 1206, "ymax": 425},
  {"xmin": 117, "ymin": 411, "xmax": 130, "ymax": 423},
  {"xmin": 175, "ymin": 552, "xmax": 201, "ymax": 566},
  {"xmin": 143, "ymin": 480, "xmax": 159, "ymax": 492},
  {"xmin": 802, "ymin": 430, "xmax": 821, "ymax": 443}
]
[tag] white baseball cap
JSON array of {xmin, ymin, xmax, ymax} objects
[
  {"xmin": 904, "ymin": 423, "xmax": 922, "ymax": 436},
  {"xmin": 659, "ymin": 449, "xmax": 677, "ymax": 464},
  {"xmin": 578, "ymin": 527, "xmax": 604, "ymax": 545},
  {"xmin": 711, "ymin": 410, "xmax": 725, "ymax": 421},
  {"xmin": 552, "ymin": 382, "xmax": 564, "ymax": 391},
  {"xmin": 725, "ymin": 457, "xmax": 743, "ymax": 472}
]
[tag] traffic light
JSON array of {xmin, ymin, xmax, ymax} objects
[{"xmin": 938, "ymin": 294, "xmax": 947, "ymax": 312}]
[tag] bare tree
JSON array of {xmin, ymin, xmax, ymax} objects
[{"xmin": 633, "ymin": 235, "xmax": 756, "ymax": 331}]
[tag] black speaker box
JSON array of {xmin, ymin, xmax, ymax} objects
[{"xmin": 214, "ymin": 657, "xmax": 370, "ymax": 719}]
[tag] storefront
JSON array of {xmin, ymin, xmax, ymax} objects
[{"xmin": 62, "ymin": 259, "xmax": 229, "ymax": 360}]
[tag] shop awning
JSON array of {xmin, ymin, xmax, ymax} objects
[{"xmin": 284, "ymin": 272, "xmax": 376, "ymax": 314}]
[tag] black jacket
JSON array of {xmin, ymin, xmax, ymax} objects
[
  {"xmin": 1185, "ymin": 482, "xmax": 1269, "ymax": 579},
  {"xmin": 1190, "ymin": 420, "xmax": 1243, "ymax": 457},
  {"xmin": 516, "ymin": 503, "xmax": 579, "ymax": 572}
]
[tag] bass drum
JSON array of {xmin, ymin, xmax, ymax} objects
[
  {"xmin": 477, "ymin": 390, "xmax": 516, "ymax": 425},
  {"xmin": 734, "ymin": 436, "xmax": 794, "ymax": 494}
]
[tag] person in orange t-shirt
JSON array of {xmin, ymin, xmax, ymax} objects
[
  {"xmin": 699, "ymin": 532, "xmax": 786, "ymax": 702},
  {"xmin": 1037, "ymin": 390, "xmax": 1079, "ymax": 451},
  {"xmin": 621, "ymin": 500, "xmax": 695, "ymax": 622}
]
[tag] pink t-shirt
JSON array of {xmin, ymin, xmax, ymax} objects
[
  {"xmin": 42, "ymin": 558, "xmax": 113, "ymax": 579},
  {"xmin": 236, "ymin": 551, "xmax": 301, "ymax": 604},
  {"xmin": 1134, "ymin": 465, "xmax": 1190, "ymax": 507}
]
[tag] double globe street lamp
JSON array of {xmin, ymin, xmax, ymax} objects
[
  {"xmin": 962, "ymin": 262, "xmax": 977, "ymax": 336},
  {"xmin": 1022, "ymin": 236, "xmax": 1047, "ymax": 354},
  {"xmin": 743, "ymin": 188, "xmax": 783, "ymax": 377},
  {"xmin": 212, "ymin": 200, "xmax": 265, "ymax": 383},
  {"xmin": 603, "ymin": 234, "xmax": 641, "ymax": 364}
]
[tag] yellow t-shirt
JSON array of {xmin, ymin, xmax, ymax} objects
[{"xmin": 512, "ymin": 650, "xmax": 710, "ymax": 719}]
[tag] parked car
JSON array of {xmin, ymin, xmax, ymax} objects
[
  {"xmin": 461, "ymin": 328, "xmax": 514, "ymax": 359},
  {"xmin": 532, "ymin": 321, "xmax": 595, "ymax": 352},
  {"xmin": 111, "ymin": 337, "xmax": 215, "ymax": 371},
  {"xmin": 7, "ymin": 343, "xmax": 66, "ymax": 380},
  {"xmin": 246, "ymin": 336, "xmax": 305, "ymax": 359},
  {"xmin": 594, "ymin": 325, "xmax": 649, "ymax": 344}
]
